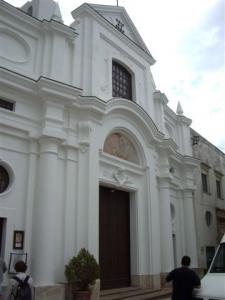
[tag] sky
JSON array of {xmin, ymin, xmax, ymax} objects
[{"xmin": 5, "ymin": 0, "xmax": 225, "ymax": 152}]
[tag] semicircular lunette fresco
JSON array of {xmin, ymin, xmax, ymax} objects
[
  {"xmin": 103, "ymin": 132, "xmax": 139, "ymax": 164},
  {"xmin": 0, "ymin": 28, "xmax": 30, "ymax": 63}
]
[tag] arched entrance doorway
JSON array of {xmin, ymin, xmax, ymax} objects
[
  {"xmin": 99, "ymin": 131, "xmax": 140, "ymax": 290},
  {"xmin": 99, "ymin": 186, "xmax": 130, "ymax": 289}
]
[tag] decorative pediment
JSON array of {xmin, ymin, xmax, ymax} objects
[
  {"xmin": 72, "ymin": 3, "xmax": 154, "ymax": 61},
  {"xmin": 89, "ymin": 4, "xmax": 151, "ymax": 55}
]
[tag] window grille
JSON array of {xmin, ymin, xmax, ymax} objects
[{"xmin": 112, "ymin": 62, "xmax": 132, "ymax": 100}]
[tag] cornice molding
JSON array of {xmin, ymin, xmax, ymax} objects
[
  {"xmin": 0, "ymin": 67, "xmax": 82, "ymax": 103},
  {"xmin": 40, "ymin": 20, "xmax": 78, "ymax": 38},
  {"xmin": 165, "ymin": 105, "xmax": 192, "ymax": 126},
  {"xmin": 105, "ymin": 98, "xmax": 164, "ymax": 142},
  {"xmin": 0, "ymin": 121, "xmax": 30, "ymax": 140},
  {"xmin": 37, "ymin": 77, "xmax": 82, "ymax": 103},
  {"xmin": 157, "ymin": 138, "xmax": 179, "ymax": 155},
  {"xmin": 164, "ymin": 105, "xmax": 178, "ymax": 121},
  {"xmin": 176, "ymin": 114, "xmax": 192, "ymax": 126},
  {"xmin": 183, "ymin": 155, "xmax": 200, "ymax": 168},
  {"xmin": 154, "ymin": 90, "xmax": 169, "ymax": 105}
]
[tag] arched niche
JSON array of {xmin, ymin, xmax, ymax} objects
[{"xmin": 103, "ymin": 132, "xmax": 139, "ymax": 164}]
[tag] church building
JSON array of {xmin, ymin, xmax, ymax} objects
[{"xmin": 0, "ymin": 0, "xmax": 216, "ymax": 298}]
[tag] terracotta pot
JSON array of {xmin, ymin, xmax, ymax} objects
[{"xmin": 72, "ymin": 290, "xmax": 91, "ymax": 300}]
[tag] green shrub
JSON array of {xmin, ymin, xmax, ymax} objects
[{"xmin": 65, "ymin": 248, "xmax": 100, "ymax": 291}]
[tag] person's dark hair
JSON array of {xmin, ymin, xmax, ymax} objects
[
  {"xmin": 14, "ymin": 261, "xmax": 27, "ymax": 272},
  {"xmin": 181, "ymin": 255, "xmax": 191, "ymax": 266}
]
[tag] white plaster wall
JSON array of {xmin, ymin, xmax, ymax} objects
[
  {"xmin": 0, "ymin": 2, "xmax": 76, "ymax": 83},
  {"xmin": 0, "ymin": 134, "xmax": 31, "ymax": 275},
  {"xmin": 0, "ymin": 138, "xmax": 29, "ymax": 222}
]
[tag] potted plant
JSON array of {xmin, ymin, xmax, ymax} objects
[{"xmin": 65, "ymin": 248, "xmax": 100, "ymax": 300}]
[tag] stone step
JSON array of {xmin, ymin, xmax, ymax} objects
[
  {"xmin": 100, "ymin": 287, "xmax": 171, "ymax": 300},
  {"xmin": 101, "ymin": 287, "xmax": 142, "ymax": 297}
]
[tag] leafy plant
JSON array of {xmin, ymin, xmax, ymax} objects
[{"xmin": 65, "ymin": 248, "xmax": 100, "ymax": 291}]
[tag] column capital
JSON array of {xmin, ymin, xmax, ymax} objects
[
  {"xmin": 38, "ymin": 136, "xmax": 62, "ymax": 154},
  {"xmin": 182, "ymin": 188, "xmax": 195, "ymax": 198},
  {"xmin": 157, "ymin": 176, "xmax": 172, "ymax": 189}
]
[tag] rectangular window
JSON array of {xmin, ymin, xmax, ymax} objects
[
  {"xmin": 215, "ymin": 171, "xmax": 223, "ymax": 200},
  {"xmin": 201, "ymin": 163, "xmax": 210, "ymax": 194},
  {"xmin": 216, "ymin": 179, "xmax": 222, "ymax": 199},
  {"xmin": 0, "ymin": 99, "xmax": 14, "ymax": 111},
  {"xmin": 202, "ymin": 173, "xmax": 208, "ymax": 193},
  {"xmin": 112, "ymin": 61, "xmax": 132, "ymax": 100}
]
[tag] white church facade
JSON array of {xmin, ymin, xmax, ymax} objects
[{"xmin": 0, "ymin": 0, "xmax": 223, "ymax": 298}]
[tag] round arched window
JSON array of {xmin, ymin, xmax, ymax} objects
[
  {"xmin": 205, "ymin": 211, "xmax": 212, "ymax": 227},
  {"xmin": 0, "ymin": 165, "xmax": 10, "ymax": 193}
]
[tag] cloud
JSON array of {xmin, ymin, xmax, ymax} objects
[
  {"xmin": 151, "ymin": 0, "xmax": 225, "ymax": 151},
  {"xmin": 179, "ymin": 0, "xmax": 224, "ymax": 73}
]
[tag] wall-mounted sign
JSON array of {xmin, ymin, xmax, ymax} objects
[{"xmin": 13, "ymin": 230, "xmax": 24, "ymax": 250}]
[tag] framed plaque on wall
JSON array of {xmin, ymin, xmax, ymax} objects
[{"xmin": 13, "ymin": 230, "xmax": 24, "ymax": 250}]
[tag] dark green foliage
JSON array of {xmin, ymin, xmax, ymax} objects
[{"xmin": 65, "ymin": 248, "xmax": 100, "ymax": 291}]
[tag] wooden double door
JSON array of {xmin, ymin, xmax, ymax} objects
[{"xmin": 99, "ymin": 186, "xmax": 131, "ymax": 290}]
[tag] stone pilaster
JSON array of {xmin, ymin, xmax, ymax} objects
[
  {"xmin": 63, "ymin": 147, "xmax": 78, "ymax": 263},
  {"xmin": 75, "ymin": 122, "xmax": 91, "ymax": 250},
  {"xmin": 32, "ymin": 137, "xmax": 61, "ymax": 285},
  {"xmin": 158, "ymin": 178, "xmax": 174, "ymax": 272},
  {"xmin": 24, "ymin": 140, "xmax": 38, "ymax": 272}
]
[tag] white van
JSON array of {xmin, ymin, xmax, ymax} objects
[{"xmin": 194, "ymin": 234, "xmax": 225, "ymax": 300}]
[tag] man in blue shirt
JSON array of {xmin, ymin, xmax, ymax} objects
[{"xmin": 166, "ymin": 255, "xmax": 200, "ymax": 300}]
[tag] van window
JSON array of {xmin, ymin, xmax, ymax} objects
[{"xmin": 210, "ymin": 243, "xmax": 225, "ymax": 273}]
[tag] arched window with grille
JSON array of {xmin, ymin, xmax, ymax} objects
[{"xmin": 112, "ymin": 61, "xmax": 132, "ymax": 100}]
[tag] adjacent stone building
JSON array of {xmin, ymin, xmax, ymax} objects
[{"xmin": 191, "ymin": 129, "xmax": 225, "ymax": 270}]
